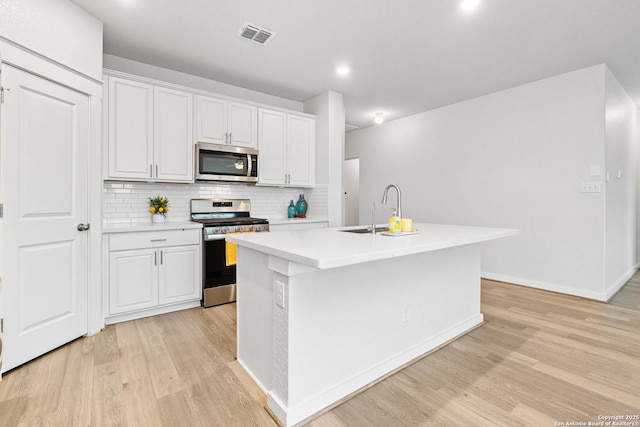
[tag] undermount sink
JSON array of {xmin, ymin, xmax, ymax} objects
[{"xmin": 341, "ymin": 227, "xmax": 389, "ymax": 234}]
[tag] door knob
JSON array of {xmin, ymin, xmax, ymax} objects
[{"xmin": 77, "ymin": 223, "xmax": 90, "ymax": 231}]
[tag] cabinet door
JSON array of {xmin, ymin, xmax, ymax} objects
[
  {"xmin": 228, "ymin": 101, "xmax": 257, "ymax": 148},
  {"xmin": 257, "ymin": 109, "xmax": 287, "ymax": 185},
  {"xmin": 107, "ymin": 77, "xmax": 154, "ymax": 180},
  {"xmin": 195, "ymin": 95, "xmax": 227, "ymax": 144},
  {"xmin": 287, "ymin": 114, "xmax": 316, "ymax": 187},
  {"xmin": 154, "ymin": 87, "xmax": 194, "ymax": 182},
  {"xmin": 158, "ymin": 245, "xmax": 201, "ymax": 305},
  {"xmin": 109, "ymin": 249, "xmax": 158, "ymax": 315}
]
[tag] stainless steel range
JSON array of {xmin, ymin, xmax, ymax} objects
[{"xmin": 190, "ymin": 199, "xmax": 269, "ymax": 307}]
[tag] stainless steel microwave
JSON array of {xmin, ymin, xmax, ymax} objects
[{"xmin": 195, "ymin": 143, "xmax": 258, "ymax": 183}]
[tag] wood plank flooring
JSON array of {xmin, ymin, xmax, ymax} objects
[{"xmin": 1, "ymin": 274, "xmax": 638, "ymax": 426}]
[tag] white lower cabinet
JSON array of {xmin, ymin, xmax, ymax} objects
[{"xmin": 105, "ymin": 229, "xmax": 201, "ymax": 324}]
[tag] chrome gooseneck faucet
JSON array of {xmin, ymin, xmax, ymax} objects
[{"xmin": 381, "ymin": 184, "xmax": 402, "ymax": 219}]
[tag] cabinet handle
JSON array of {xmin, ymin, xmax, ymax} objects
[
  {"xmin": 224, "ymin": 132, "xmax": 229, "ymax": 144},
  {"xmin": 229, "ymin": 132, "xmax": 233, "ymax": 144},
  {"xmin": 150, "ymin": 238, "xmax": 167, "ymax": 242},
  {"xmin": 154, "ymin": 252, "xmax": 157, "ymax": 266},
  {"xmin": 160, "ymin": 250, "xmax": 163, "ymax": 265},
  {"xmin": 150, "ymin": 164, "xmax": 153, "ymax": 178},
  {"xmin": 155, "ymin": 164, "xmax": 159, "ymax": 177}
]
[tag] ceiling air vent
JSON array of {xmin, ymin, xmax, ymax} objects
[{"xmin": 238, "ymin": 22, "xmax": 276, "ymax": 45}]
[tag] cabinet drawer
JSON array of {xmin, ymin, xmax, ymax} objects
[{"xmin": 109, "ymin": 229, "xmax": 201, "ymax": 251}]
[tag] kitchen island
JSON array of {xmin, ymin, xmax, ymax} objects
[{"xmin": 227, "ymin": 223, "xmax": 518, "ymax": 426}]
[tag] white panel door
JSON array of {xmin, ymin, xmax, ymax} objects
[
  {"xmin": 154, "ymin": 87, "xmax": 193, "ymax": 182},
  {"xmin": 158, "ymin": 245, "xmax": 200, "ymax": 305},
  {"xmin": 1, "ymin": 65, "xmax": 89, "ymax": 373},
  {"xmin": 228, "ymin": 101, "xmax": 257, "ymax": 148},
  {"xmin": 287, "ymin": 114, "xmax": 315, "ymax": 187},
  {"xmin": 257, "ymin": 109, "xmax": 287, "ymax": 185}
]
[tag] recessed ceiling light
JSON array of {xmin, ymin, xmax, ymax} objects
[
  {"xmin": 460, "ymin": 0, "xmax": 480, "ymax": 10},
  {"xmin": 336, "ymin": 65, "xmax": 350, "ymax": 76},
  {"xmin": 374, "ymin": 112, "xmax": 384, "ymax": 125}
]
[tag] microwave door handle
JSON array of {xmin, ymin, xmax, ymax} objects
[{"xmin": 247, "ymin": 154, "xmax": 252, "ymax": 177}]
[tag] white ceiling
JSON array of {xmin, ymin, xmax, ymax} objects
[{"xmin": 72, "ymin": 0, "xmax": 640, "ymax": 129}]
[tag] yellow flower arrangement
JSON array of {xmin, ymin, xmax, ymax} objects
[{"xmin": 149, "ymin": 196, "xmax": 170, "ymax": 216}]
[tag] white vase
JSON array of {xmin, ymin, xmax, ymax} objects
[{"xmin": 152, "ymin": 213, "xmax": 165, "ymax": 223}]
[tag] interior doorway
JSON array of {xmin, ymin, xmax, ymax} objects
[{"xmin": 343, "ymin": 158, "xmax": 360, "ymax": 226}]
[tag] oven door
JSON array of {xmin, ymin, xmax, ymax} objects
[
  {"xmin": 202, "ymin": 234, "xmax": 237, "ymax": 307},
  {"xmin": 196, "ymin": 143, "xmax": 258, "ymax": 183}
]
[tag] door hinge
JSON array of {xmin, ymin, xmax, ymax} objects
[
  {"xmin": 0, "ymin": 203, "xmax": 3, "ymax": 218},
  {"xmin": 0, "ymin": 87, "xmax": 6, "ymax": 104},
  {"xmin": 1, "ymin": 318, "xmax": 3, "ymax": 334}
]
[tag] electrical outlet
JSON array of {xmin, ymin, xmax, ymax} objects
[
  {"xmin": 581, "ymin": 182, "xmax": 601, "ymax": 193},
  {"xmin": 275, "ymin": 281, "xmax": 285, "ymax": 308}
]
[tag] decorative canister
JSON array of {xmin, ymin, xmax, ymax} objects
[
  {"xmin": 152, "ymin": 213, "xmax": 166, "ymax": 223},
  {"xmin": 295, "ymin": 194, "xmax": 308, "ymax": 217},
  {"xmin": 287, "ymin": 200, "xmax": 296, "ymax": 218}
]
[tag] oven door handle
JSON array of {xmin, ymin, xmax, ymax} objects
[{"xmin": 204, "ymin": 234, "xmax": 227, "ymax": 241}]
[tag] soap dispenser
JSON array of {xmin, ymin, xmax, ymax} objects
[{"xmin": 388, "ymin": 208, "xmax": 401, "ymax": 234}]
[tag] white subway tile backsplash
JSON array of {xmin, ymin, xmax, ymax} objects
[{"xmin": 103, "ymin": 181, "xmax": 328, "ymax": 223}]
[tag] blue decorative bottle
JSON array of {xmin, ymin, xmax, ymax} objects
[
  {"xmin": 287, "ymin": 200, "xmax": 296, "ymax": 218},
  {"xmin": 295, "ymin": 194, "xmax": 308, "ymax": 217}
]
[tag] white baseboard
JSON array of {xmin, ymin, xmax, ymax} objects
[
  {"xmin": 268, "ymin": 314, "xmax": 483, "ymax": 427},
  {"xmin": 481, "ymin": 272, "xmax": 608, "ymax": 301},
  {"xmin": 604, "ymin": 264, "xmax": 639, "ymax": 301}
]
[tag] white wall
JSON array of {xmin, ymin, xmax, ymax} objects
[
  {"xmin": 0, "ymin": 0, "xmax": 102, "ymax": 81},
  {"xmin": 346, "ymin": 65, "xmax": 633, "ymax": 300},
  {"xmin": 104, "ymin": 54, "xmax": 303, "ymax": 112},
  {"xmin": 604, "ymin": 68, "xmax": 639, "ymax": 297},
  {"xmin": 304, "ymin": 91, "xmax": 345, "ymax": 227}
]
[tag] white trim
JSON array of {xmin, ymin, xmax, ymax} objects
[
  {"xmin": 88, "ymin": 95, "xmax": 104, "ymax": 335},
  {"xmin": 604, "ymin": 264, "xmax": 639, "ymax": 301},
  {"xmin": 104, "ymin": 300, "xmax": 201, "ymax": 325},
  {"xmin": 0, "ymin": 38, "xmax": 102, "ymax": 97},
  {"xmin": 103, "ymin": 69, "xmax": 315, "ymax": 119},
  {"xmin": 481, "ymin": 271, "xmax": 608, "ymax": 301}
]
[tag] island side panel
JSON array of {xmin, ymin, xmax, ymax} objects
[
  {"xmin": 269, "ymin": 243, "xmax": 483, "ymax": 426},
  {"xmin": 236, "ymin": 246, "xmax": 274, "ymax": 392}
]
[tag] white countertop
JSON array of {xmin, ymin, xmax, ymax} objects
[
  {"xmin": 103, "ymin": 221, "xmax": 203, "ymax": 234},
  {"xmin": 227, "ymin": 223, "xmax": 519, "ymax": 269}
]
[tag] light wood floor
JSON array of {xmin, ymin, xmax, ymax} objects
[{"xmin": 1, "ymin": 274, "xmax": 638, "ymax": 426}]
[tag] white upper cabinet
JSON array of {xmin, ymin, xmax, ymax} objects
[
  {"xmin": 258, "ymin": 109, "xmax": 287, "ymax": 185},
  {"xmin": 195, "ymin": 95, "xmax": 257, "ymax": 148},
  {"xmin": 107, "ymin": 77, "xmax": 154, "ymax": 180},
  {"xmin": 286, "ymin": 114, "xmax": 316, "ymax": 187},
  {"xmin": 258, "ymin": 109, "xmax": 315, "ymax": 187},
  {"xmin": 154, "ymin": 87, "xmax": 194, "ymax": 182},
  {"xmin": 106, "ymin": 76, "xmax": 193, "ymax": 183}
]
